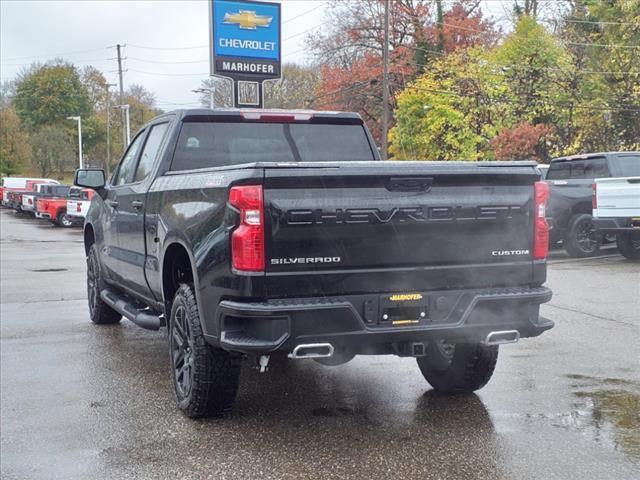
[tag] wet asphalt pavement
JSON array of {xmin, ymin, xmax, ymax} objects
[{"xmin": 1, "ymin": 208, "xmax": 639, "ymax": 480}]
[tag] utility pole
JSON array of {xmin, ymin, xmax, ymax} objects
[
  {"xmin": 116, "ymin": 44, "xmax": 126, "ymax": 148},
  {"xmin": 381, "ymin": 0, "xmax": 390, "ymax": 160},
  {"xmin": 104, "ymin": 83, "xmax": 116, "ymax": 176}
]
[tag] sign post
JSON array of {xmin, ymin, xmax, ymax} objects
[{"xmin": 210, "ymin": 0, "xmax": 281, "ymax": 108}]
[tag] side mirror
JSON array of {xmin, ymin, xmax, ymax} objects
[{"xmin": 74, "ymin": 168, "xmax": 105, "ymax": 189}]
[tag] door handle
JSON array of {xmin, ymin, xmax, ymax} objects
[
  {"xmin": 132, "ymin": 200, "xmax": 144, "ymax": 210},
  {"xmin": 105, "ymin": 199, "xmax": 119, "ymax": 208}
]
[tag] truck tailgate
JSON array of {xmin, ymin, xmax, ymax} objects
[
  {"xmin": 595, "ymin": 177, "xmax": 640, "ymax": 218},
  {"xmin": 263, "ymin": 162, "xmax": 540, "ymax": 297}
]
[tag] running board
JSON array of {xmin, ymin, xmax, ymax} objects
[{"xmin": 100, "ymin": 289, "xmax": 161, "ymax": 331}]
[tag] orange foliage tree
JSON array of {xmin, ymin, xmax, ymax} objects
[
  {"xmin": 491, "ymin": 122, "xmax": 555, "ymax": 162},
  {"xmin": 307, "ymin": 0, "xmax": 498, "ymax": 145}
]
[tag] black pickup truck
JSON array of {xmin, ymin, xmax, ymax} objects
[
  {"xmin": 74, "ymin": 109, "xmax": 553, "ymax": 418},
  {"xmin": 545, "ymin": 152, "xmax": 640, "ymax": 257}
]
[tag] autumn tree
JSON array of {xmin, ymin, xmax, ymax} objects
[
  {"xmin": 13, "ymin": 61, "xmax": 91, "ymax": 129},
  {"xmin": 491, "ymin": 122, "xmax": 554, "ymax": 161},
  {"xmin": 490, "ymin": 16, "xmax": 572, "ymax": 132},
  {"xmin": 265, "ymin": 64, "xmax": 320, "ymax": 109},
  {"xmin": 307, "ymin": 0, "xmax": 498, "ymax": 144},
  {"xmin": 389, "ymin": 48, "xmax": 506, "ymax": 160},
  {"xmin": 0, "ymin": 107, "xmax": 31, "ymax": 175},
  {"xmin": 30, "ymin": 125, "xmax": 74, "ymax": 178}
]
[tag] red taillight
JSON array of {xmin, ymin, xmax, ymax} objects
[
  {"xmin": 533, "ymin": 181, "xmax": 550, "ymax": 260},
  {"xmin": 229, "ymin": 185, "xmax": 265, "ymax": 272},
  {"xmin": 77, "ymin": 202, "xmax": 82, "ymax": 213},
  {"xmin": 592, "ymin": 183, "xmax": 597, "ymax": 210}
]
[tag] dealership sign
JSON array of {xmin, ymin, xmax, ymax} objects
[{"xmin": 210, "ymin": 0, "xmax": 281, "ymax": 108}]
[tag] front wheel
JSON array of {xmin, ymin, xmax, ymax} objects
[
  {"xmin": 617, "ymin": 233, "xmax": 640, "ymax": 260},
  {"xmin": 417, "ymin": 340, "xmax": 498, "ymax": 394},
  {"xmin": 169, "ymin": 284, "xmax": 241, "ymax": 418},
  {"xmin": 564, "ymin": 214, "xmax": 601, "ymax": 258}
]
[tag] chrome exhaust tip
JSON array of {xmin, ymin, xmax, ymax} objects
[
  {"xmin": 288, "ymin": 343, "xmax": 334, "ymax": 360},
  {"xmin": 483, "ymin": 330, "xmax": 520, "ymax": 346}
]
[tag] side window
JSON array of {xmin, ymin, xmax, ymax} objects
[
  {"xmin": 112, "ymin": 132, "xmax": 146, "ymax": 186},
  {"xmin": 547, "ymin": 162, "xmax": 570, "ymax": 180},
  {"xmin": 584, "ymin": 157, "xmax": 610, "ymax": 179},
  {"xmin": 134, "ymin": 123, "xmax": 169, "ymax": 183}
]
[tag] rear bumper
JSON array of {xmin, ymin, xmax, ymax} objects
[
  {"xmin": 64, "ymin": 214, "xmax": 85, "ymax": 225},
  {"xmin": 593, "ymin": 217, "xmax": 640, "ymax": 234},
  {"xmin": 212, "ymin": 286, "xmax": 553, "ymax": 354}
]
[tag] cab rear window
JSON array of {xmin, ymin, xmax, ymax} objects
[{"xmin": 170, "ymin": 122, "xmax": 376, "ymax": 171}]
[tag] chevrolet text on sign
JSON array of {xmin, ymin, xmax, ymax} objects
[{"xmin": 211, "ymin": 0, "xmax": 281, "ymax": 79}]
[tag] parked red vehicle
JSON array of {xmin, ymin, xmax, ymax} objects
[
  {"xmin": 35, "ymin": 185, "xmax": 72, "ymax": 226},
  {"xmin": 3, "ymin": 178, "xmax": 59, "ymax": 211},
  {"xmin": 37, "ymin": 196, "xmax": 71, "ymax": 227}
]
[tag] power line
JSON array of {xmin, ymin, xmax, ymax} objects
[
  {"xmin": 127, "ymin": 43, "xmax": 208, "ymax": 51},
  {"xmin": 397, "ymin": 10, "xmax": 640, "ymax": 49},
  {"xmin": 128, "ymin": 57, "xmax": 207, "ymax": 65},
  {"xmin": 563, "ymin": 18, "xmax": 640, "ymax": 27},
  {"xmin": 311, "ymin": 76, "xmax": 640, "ymax": 113},
  {"xmin": 283, "ymin": 2, "xmax": 328, "ymax": 25},
  {"xmin": 129, "ymin": 68, "xmax": 209, "ymax": 77}
]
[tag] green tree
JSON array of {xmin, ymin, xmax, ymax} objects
[
  {"xmin": 13, "ymin": 62, "xmax": 91, "ymax": 129},
  {"xmin": 389, "ymin": 49, "xmax": 505, "ymax": 160},
  {"xmin": 574, "ymin": 1, "xmax": 640, "ymax": 150},
  {"xmin": 0, "ymin": 107, "xmax": 31, "ymax": 175},
  {"xmin": 490, "ymin": 16, "xmax": 573, "ymax": 131},
  {"xmin": 30, "ymin": 125, "xmax": 74, "ymax": 178}
]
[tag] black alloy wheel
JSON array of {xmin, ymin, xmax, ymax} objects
[
  {"xmin": 564, "ymin": 214, "xmax": 601, "ymax": 258},
  {"xmin": 171, "ymin": 304, "xmax": 195, "ymax": 400}
]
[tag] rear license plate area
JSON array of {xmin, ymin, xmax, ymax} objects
[{"xmin": 380, "ymin": 294, "xmax": 428, "ymax": 326}]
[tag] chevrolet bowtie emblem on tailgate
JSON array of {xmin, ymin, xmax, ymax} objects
[{"xmin": 223, "ymin": 10, "xmax": 273, "ymax": 29}]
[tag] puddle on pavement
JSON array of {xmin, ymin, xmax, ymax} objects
[{"xmin": 564, "ymin": 374, "xmax": 640, "ymax": 462}]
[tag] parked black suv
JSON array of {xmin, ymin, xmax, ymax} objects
[{"xmin": 546, "ymin": 151, "xmax": 640, "ymax": 257}]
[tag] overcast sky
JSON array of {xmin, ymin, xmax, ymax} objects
[{"xmin": 1, "ymin": 0, "xmax": 510, "ymax": 110}]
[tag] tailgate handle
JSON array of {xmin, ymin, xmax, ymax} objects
[{"xmin": 387, "ymin": 177, "xmax": 433, "ymax": 192}]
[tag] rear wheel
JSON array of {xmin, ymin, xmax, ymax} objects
[
  {"xmin": 169, "ymin": 284, "xmax": 241, "ymax": 418},
  {"xmin": 564, "ymin": 214, "xmax": 600, "ymax": 258},
  {"xmin": 87, "ymin": 244, "xmax": 121, "ymax": 324},
  {"xmin": 56, "ymin": 213, "xmax": 73, "ymax": 227},
  {"xmin": 417, "ymin": 340, "xmax": 498, "ymax": 394},
  {"xmin": 617, "ymin": 233, "xmax": 640, "ymax": 260}
]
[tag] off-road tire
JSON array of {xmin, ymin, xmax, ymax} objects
[
  {"xmin": 169, "ymin": 284, "xmax": 241, "ymax": 418},
  {"xmin": 87, "ymin": 243, "xmax": 121, "ymax": 324},
  {"xmin": 617, "ymin": 233, "xmax": 640, "ymax": 260},
  {"xmin": 417, "ymin": 341, "xmax": 499, "ymax": 394},
  {"xmin": 564, "ymin": 213, "xmax": 601, "ymax": 258}
]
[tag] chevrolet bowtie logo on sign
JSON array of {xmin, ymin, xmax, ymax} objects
[
  {"xmin": 210, "ymin": 0, "xmax": 282, "ymax": 107},
  {"xmin": 223, "ymin": 10, "xmax": 273, "ymax": 29}
]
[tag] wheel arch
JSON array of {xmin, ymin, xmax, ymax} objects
[
  {"xmin": 84, "ymin": 223, "xmax": 95, "ymax": 256},
  {"xmin": 161, "ymin": 240, "xmax": 200, "ymax": 313},
  {"xmin": 570, "ymin": 201, "xmax": 593, "ymax": 217}
]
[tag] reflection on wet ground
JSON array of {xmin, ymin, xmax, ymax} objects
[{"xmin": 565, "ymin": 374, "xmax": 640, "ymax": 461}]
